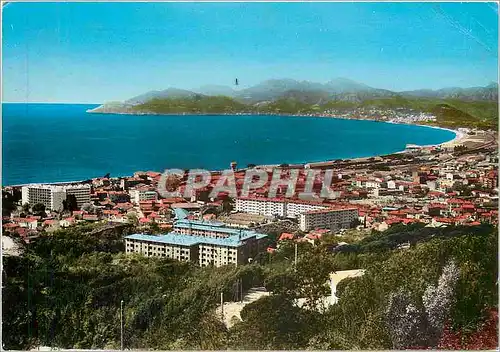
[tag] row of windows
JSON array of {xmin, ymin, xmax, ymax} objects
[
  {"xmin": 126, "ymin": 247, "xmax": 237, "ymax": 266},
  {"xmin": 176, "ymin": 229, "xmax": 228, "ymax": 238}
]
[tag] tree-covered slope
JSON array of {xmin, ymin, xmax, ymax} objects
[{"xmin": 3, "ymin": 223, "xmax": 497, "ymax": 350}]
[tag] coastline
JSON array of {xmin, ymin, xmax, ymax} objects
[
  {"xmin": 385, "ymin": 120, "xmax": 464, "ymax": 148},
  {"xmin": 88, "ymin": 106, "xmax": 464, "ymax": 148},
  {"xmin": 3, "ymin": 111, "xmax": 466, "ymax": 188}
]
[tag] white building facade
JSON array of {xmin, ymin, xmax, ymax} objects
[
  {"xmin": 299, "ymin": 208, "xmax": 359, "ymax": 232},
  {"xmin": 129, "ymin": 189, "xmax": 158, "ymax": 204},
  {"xmin": 21, "ymin": 184, "xmax": 91, "ymax": 211},
  {"xmin": 124, "ymin": 231, "xmax": 266, "ymax": 267},
  {"xmin": 235, "ymin": 197, "xmax": 329, "ymax": 218}
]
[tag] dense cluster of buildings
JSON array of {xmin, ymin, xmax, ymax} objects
[
  {"xmin": 322, "ymin": 107, "xmax": 437, "ymax": 123},
  {"xmin": 2, "ymin": 131, "xmax": 498, "ymax": 266}
]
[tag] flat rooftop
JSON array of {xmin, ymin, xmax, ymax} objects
[
  {"xmin": 22, "ymin": 183, "xmax": 91, "ymax": 191},
  {"xmin": 174, "ymin": 219, "xmax": 267, "ymax": 238},
  {"xmin": 125, "ymin": 231, "xmax": 267, "ymax": 248}
]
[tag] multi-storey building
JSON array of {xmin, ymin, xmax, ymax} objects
[
  {"xmin": 235, "ymin": 197, "xmax": 329, "ymax": 218},
  {"xmin": 286, "ymin": 201, "xmax": 328, "ymax": 218},
  {"xmin": 21, "ymin": 184, "xmax": 91, "ymax": 211},
  {"xmin": 124, "ymin": 229, "xmax": 267, "ymax": 267},
  {"xmin": 235, "ymin": 197, "xmax": 287, "ymax": 217},
  {"xmin": 299, "ymin": 207, "xmax": 359, "ymax": 232},
  {"xmin": 236, "ymin": 196, "xmax": 358, "ymax": 232},
  {"xmin": 65, "ymin": 186, "xmax": 93, "ymax": 209},
  {"xmin": 129, "ymin": 188, "xmax": 158, "ymax": 204}
]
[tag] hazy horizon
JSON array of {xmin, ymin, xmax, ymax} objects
[
  {"xmin": 1, "ymin": 76, "xmax": 498, "ymax": 105},
  {"xmin": 2, "ymin": 2, "xmax": 498, "ymax": 103}
]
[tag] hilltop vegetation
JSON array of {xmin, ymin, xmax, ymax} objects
[
  {"xmin": 132, "ymin": 96, "xmax": 248, "ymax": 114},
  {"xmin": 3, "ymin": 223, "xmax": 497, "ymax": 350},
  {"xmin": 130, "ymin": 95, "xmax": 498, "ymax": 129}
]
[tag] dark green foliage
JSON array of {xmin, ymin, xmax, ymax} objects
[
  {"xmin": 134, "ymin": 96, "xmax": 249, "ymax": 114},
  {"xmin": 32, "ymin": 203, "xmax": 46, "ymax": 217},
  {"xmin": 63, "ymin": 194, "xmax": 78, "ymax": 212},
  {"xmin": 229, "ymin": 294, "xmax": 316, "ymax": 349},
  {"xmin": 130, "ymin": 96, "xmax": 497, "ymax": 129},
  {"xmin": 2, "ymin": 189, "xmax": 21, "ymax": 215},
  {"xmin": 3, "ymin": 222, "xmax": 497, "ymax": 350}
]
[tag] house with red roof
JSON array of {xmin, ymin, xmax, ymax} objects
[
  {"xmin": 17, "ymin": 218, "xmax": 38, "ymax": 229},
  {"xmin": 83, "ymin": 214, "xmax": 99, "ymax": 222},
  {"xmin": 60, "ymin": 217, "xmax": 76, "ymax": 227},
  {"xmin": 139, "ymin": 217, "xmax": 151, "ymax": 224},
  {"xmin": 3, "ymin": 222, "xmax": 19, "ymax": 232},
  {"xmin": 432, "ymin": 217, "xmax": 456, "ymax": 227},
  {"xmin": 278, "ymin": 232, "xmax": 295, "ymax": 241},
  {"xmin": 114, "ymin": 202, "xmax": 134, "ymax": 211},
  {"xmin": 42, "ymin": 219, "xmax": 57, "ymax": 227}
]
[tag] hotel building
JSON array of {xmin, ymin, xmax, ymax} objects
[
  {"xmin": 235, "ymin": 196, "xmax": 358, "ymax": 232},
  {"xmin": 125, "ymin": 230, "xmax": 267, "ymax": 267},
  {"xmin": 235, "ymin": 197, "xmax": 328, "ymax": 218},
  {"xmin": 125, "ymin": 217, "xmax": 268, "ymax": 267},
  {"xmin": 21, "ymin": 184, "xmax": 91, "ymax": 211},
  {"xmin": 299, "ymin": 207, "xmax": 359, "ymax": 232}
]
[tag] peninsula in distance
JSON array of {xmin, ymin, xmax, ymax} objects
[{"xmin": 89, "ymin": 77, "xmax": 499, "ymax": 129}]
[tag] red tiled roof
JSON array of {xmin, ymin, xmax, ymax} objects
[
  {"xmin": 434, "ymin": 217, "xmax": 456, "ymax": 224},
  {"xmin": 279, "ymin": 233, "xmax": 294, "ymax": 241},
  {"xmin": 465, "ymin": 221, "xmax": 481, "ymax": 226},
  {"xmin": 429, "ymin": 203, "xmax": 447, "ymax": 209}
]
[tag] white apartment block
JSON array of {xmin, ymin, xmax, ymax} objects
[
  {"xmin": 129, "ymin": 189, "xmax": 158, "ymax": 204},
  {"xmin": 286, "ymin": 201, "xmax": 327, "ymax": 218},
  {"xmin": 235, "ymin": 198, "xmax": 287, "ymax": 217},
  {"xmin": 198, "ymin": 243, "xmax": 243, "ymax": 267},
  {"xmin": 125, "ymin": 235, "xmax": 197, "ymax": 262},
  {"xmin": 235, "ymin": 197, "xmax": 329, "ymax": 218},
  {"xmin": 21, "ymin": 184, "xmax": 91, "ymax": 211},
  {"xmin": 299, "ymin": 208, "xmax": 359, "ymax": 232}
]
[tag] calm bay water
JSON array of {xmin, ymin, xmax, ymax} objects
[{"xmin": 2, "ymin": 103, "xmax": 456, "ymax": 186}]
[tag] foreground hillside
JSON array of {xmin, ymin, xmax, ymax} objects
[{"xmin": 3, "ymin": 223, "xmax": 497, "ymax": 350}]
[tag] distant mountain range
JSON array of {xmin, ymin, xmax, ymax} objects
[{"xmin": 124, "ymin": 78, "xmax": 498, "ymax": 105}]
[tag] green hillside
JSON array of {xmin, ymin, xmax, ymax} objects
[
  {"xmin": 2, "ymin": 223, "xmax": 498, "ymax": 350},
  {"xmin": 130, "ymin": 95, "xmax": 498, "ymax": 129},
  {"xmin": 133, "ymin": 96, "xmax": 249, "ymax": 114}
]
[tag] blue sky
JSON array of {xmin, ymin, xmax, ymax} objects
[{"xmin": 2, "ymin": 2, "xmax": 498, "ymax": 103}]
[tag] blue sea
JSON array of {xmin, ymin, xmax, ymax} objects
[{"xmin": 2, "ymin": 103, "xmax": 456, "ymax": 186}]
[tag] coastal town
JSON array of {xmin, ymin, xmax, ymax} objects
[{"xmin": 3, "ymin": 125, "xmax": 497, "ymax": 262}]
